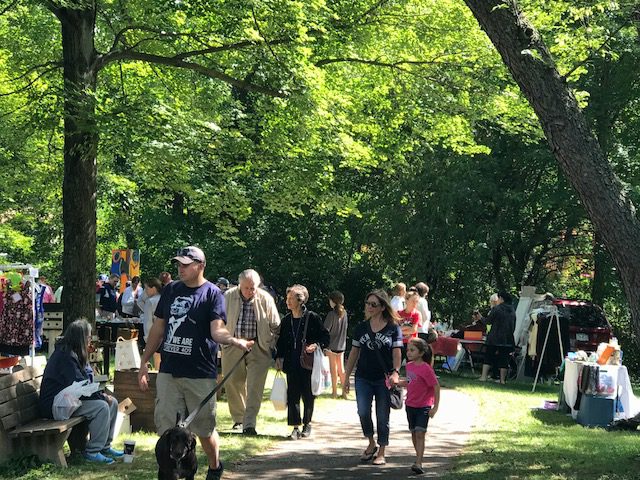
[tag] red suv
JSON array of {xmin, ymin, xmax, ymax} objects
[{"xmin": 552, "ymin": 299, "xmax": 612, "ymax": 352}]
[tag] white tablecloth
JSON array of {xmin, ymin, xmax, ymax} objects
[{"xmin": 563, "ymin": 360, "xmax": 640, "ymax": 420}]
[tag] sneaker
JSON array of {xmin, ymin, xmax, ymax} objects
[
  {"xmin": 101, "ymin": 447, "xmax": 124, "ymax": 458},
  {"xmin": 231, "ymin": 422, "xmax": 243, "ymax": 430},
  {"xmin": 242, "ymin": 427, "xmax": 257, "ymax": 436},
  {"xmin": 83, "ymin": 452, "xmax": 115, "ymax": 464},
  {"xmin": 289, "ymin": 427, "xmax": 301, "ymax": 440},
  {"xmin": 301, "ymin": 424, "xmax": 312, "ymax": 438},
  {"xmin": 206, "ymin": 461, "xmax": 224, "ymax": 480}
]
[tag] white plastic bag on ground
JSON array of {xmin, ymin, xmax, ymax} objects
[
  {"xmin": 311, "ymin": 348, "xmax": 325, "ymax": 396},
  {"xmin": 270, "ymin": 371, "xmax": 287, "ymax": 411},
  {"xmin": 52, "ymin": 379, "xmax": 101, "ymax": 420}
]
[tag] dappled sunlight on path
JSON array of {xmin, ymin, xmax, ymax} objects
[{"xmin": 226, "ymin": 386, "xmax": 477, "ymax": 479}]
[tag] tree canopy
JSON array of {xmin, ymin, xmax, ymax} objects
[{"xmin": 1, "ymin": 0, "xmax": 640, "ymax": 361}]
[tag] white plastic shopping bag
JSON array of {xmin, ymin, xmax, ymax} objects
[
  {"xmin": 322, "ymin": 353, "xmax": 331, "ymax": 389},
  {"xmin": 52, "ymin": 379, "xmax": 101, "ymax": 420},
  {"xmin": 270, "ymin": 371, "xmax": 287, "ymax": 411},
  {"xmin": 115, "ymin": 336, "xmax": 141, "ymax": 370},
  {"xmin": 311, "ymin": 348, "xmax": 325, "ymax": 396}
]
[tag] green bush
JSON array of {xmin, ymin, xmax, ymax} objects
[{"xmin": 604, "ymin": 300, "xmax": 639, "ymax": 379}]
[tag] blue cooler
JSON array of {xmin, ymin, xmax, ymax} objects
[{"xmin": 577, "ymin": 395, "xmax": 614, "ymax": 427}]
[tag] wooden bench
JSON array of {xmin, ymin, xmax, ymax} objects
[{"xmin": 0, "ymin": 366, "xmax": 85, "ymax": 467}]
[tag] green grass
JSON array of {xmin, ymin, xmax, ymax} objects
[
  {"xmin": 1, "ymin": 371, "xmax": 639, "ymax": 479},
  {"xmin": 0, "ymin": 370, "xmax": 289, "ymax": 480},
  {"xmin": 439, "ymin": 375, "xmax": 640, "ymax": 480}
]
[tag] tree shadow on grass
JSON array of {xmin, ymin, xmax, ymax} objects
[{"xmin": 529, "ymin": 407, "xmax": 577, "ymax": 427}]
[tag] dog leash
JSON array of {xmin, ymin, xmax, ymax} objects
[{"xmin": 179, "ymin": 349, "xmax": 251, "ymax": 428}]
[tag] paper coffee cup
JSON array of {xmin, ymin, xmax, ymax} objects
[{"xmin": 123, "ymin": 439, "xmax": 135, "ymax": 463}]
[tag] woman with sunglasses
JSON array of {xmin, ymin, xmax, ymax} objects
[{"xmin": 344, "ymin": 290, "xmax": 402, "ymax": 466}]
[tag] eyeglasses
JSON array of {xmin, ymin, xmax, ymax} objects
[{"xmin": 364, "ymin": 301, "xmax": 381, "ymax": 308}]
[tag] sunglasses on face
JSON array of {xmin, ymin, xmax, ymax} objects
[{"xmin": 364, "ymin": 301, "xmax": 381, "ymax": 308}]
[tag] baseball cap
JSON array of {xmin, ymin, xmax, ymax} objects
[
  {"xmin": 173, "ymin": 246, "xmax": 206, "ymax": 265},
  {"xmin": 216, "ymin": 277, "xmax": 229, "ymax": 286}
]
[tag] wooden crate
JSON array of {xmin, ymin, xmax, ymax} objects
[{"xmin": 113, "ymin": 370, "xmax": 156, "ymax": 432}]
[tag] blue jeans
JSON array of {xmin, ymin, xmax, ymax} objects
[{"xmin": 355, "ymin": 376, "xmax": 391, "ymax": 446}]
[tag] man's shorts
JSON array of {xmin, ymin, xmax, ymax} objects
[
  {"xmin": 406, "ymin": 405, "xmax": 431, "ymax": 433},
  {"xmin": 155, "ymin": 373, "xmax": 217, "ymax": 437}
]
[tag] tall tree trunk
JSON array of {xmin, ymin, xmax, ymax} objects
[
  {"xmin": 55, "ymin": 5, "xmax": 98, "ymax": 328},
  {"xmin": 491, "ymin": 244, "xmax": 506, "ymax": 292},
  {"xmin": 463, "ymin": 0, "xmax": 640, "ymax": 337}
]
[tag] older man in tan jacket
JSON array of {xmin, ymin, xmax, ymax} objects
[{"xmin": 222, "ymin": 269, "xmax": 280, "ymax": 435}]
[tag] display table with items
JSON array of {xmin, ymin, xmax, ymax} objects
[
  {"xmin": 431, "ymin": 333, "xmax": 486, "ymax": 373},
  {"xmin": 562, "ymin": 358, "xmax": 639, "ymax": 427}
]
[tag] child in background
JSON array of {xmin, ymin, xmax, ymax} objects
[
  {"xmin": 398, "ymin": 291, "xmax": 423, "ymax": 362},
  {"xmin": 397, "ymin": 337, "xmax": 440, "ymax": 475}
]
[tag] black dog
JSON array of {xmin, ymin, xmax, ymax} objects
[{"xmin": 155, "ymin": 424, "xmax": 198, "ymax": 480}]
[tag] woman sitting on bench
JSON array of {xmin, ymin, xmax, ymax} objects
[{"xmin": 39, "ymin": 318, "xmax": 123, "ymax": 464}]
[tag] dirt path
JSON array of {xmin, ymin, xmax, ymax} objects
[{"xmin": 225, "ymin": 387, "xmax": 477, "ymax": 479}]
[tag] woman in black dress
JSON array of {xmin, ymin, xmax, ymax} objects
[
  {"xmin": 275, "ymin": 284, "xmax": 330, "ymax": 439},
  {"xmin": 479, "ymin": 291, "xmax": 516, "ymax": 384}
]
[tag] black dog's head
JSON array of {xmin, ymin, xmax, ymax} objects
[
  {"xmin": 166, "ymin": 426, "xmax": 196, "ymax": 461},
  {"xmin": 156, "ymin": 424, "xmax": 198, "ymax": 479}
]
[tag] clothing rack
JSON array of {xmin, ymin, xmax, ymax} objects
[
  {"xmin": 0, "ymin": 263, "xmax": 38, "ymax": 363},
  {"xmin": 532, "ymin": 305, "xmax": 564, "ymax": 392}
]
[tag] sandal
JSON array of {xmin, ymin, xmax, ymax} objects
[
  {"xmin": 360, "ymin": 446, "xmax": 378, "ymax": 462},
  {"xmin": 372, "ymin": 455, "xmax": 386, "ymax": 466},
  {"xmin": 411, "ymin": 464, "xmax": 425, "ymax": 474}
]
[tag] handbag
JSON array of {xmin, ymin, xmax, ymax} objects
[
  {"xmin": 299, "ymin": 314, "xmax": 314, "ymax": 370},
  {"xmin": 389, "ymin": 385, "xmax": 404, "ymax": 410},
  {"xmin": 367, "ymin": 324, "xmax": 404, "ymax": 410},
  {"xmin": 115, "ymin": 336, "xmax": 141, "ymax": 371}
]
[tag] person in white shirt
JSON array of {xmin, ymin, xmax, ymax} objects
[
  {"xmin": 414, "ymin": 282, "xmax": 432, "ymax": 335},
  {"xmin": 138, "ymin": 277, "xmax": 163, "ymax": 369},
  {"xmin": 120, "ymin": 276, "xmax": 143, "ymax": 317},
  {"xmin": 390, "ymin": 283, "xmax": 406, "ymax": 312}
]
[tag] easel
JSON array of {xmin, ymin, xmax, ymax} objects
[{"xmin": 532, "ymin": 305, "xmax": 564, "ymax": 392}]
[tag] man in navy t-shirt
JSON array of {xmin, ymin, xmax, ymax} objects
[{"xmin": 138, "ymin": 246, "xmax": 253, "ymax": 480}]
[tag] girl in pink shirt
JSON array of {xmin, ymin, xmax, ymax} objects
[{"xmin": 398, "ymin": 337, "xmax": 440, "ymax": 475}]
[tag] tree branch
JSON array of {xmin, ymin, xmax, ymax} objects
[
  {"xmin": 109, "ymin": 25, "xmax": 204, "ymax": 53},
  {"xmin": 315, "ymin": 56, "xmax": 468, "ymax": 68},
  {"xmin": 563, "ymin": 21, "xmax": 629, "ymax": 79},
  {"xmin": 7, "ymin": 60, "xmax": 63, "ymax": 83},
  {"xmin": 1, "ymin": 65, "xmax": 61, "ymax": 97},
  {"xmin": 97, "ymin": 51, "xmax": 285, "ymax": 97},
  {"xmin": 108, "ymin": 25, "xmax": 292, "ymax": 61},
  {"xmin": 251, "ymin": 5, "xmax": 282, "ymax": 64},
  {"xmin": 0, "ymin": 0, "xmax": 18, "ymax": 16}
]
